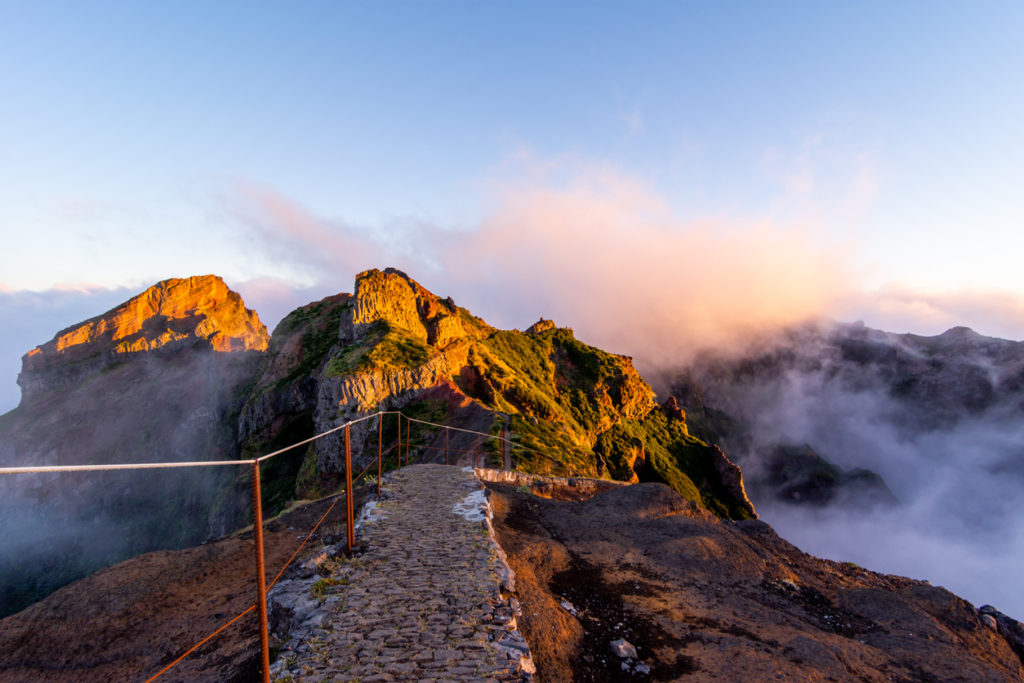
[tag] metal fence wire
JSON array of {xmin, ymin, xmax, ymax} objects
[{"xmin": 0, "ymin": 409, "xmax": 572, "ymax": 681}]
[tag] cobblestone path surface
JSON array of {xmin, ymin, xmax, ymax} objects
[{"xmin": 268, "ymin": 464, "xmax": 533, "ymax": 682}]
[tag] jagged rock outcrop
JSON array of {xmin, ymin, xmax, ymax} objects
[
  {"xmin": 526, "ymin": 318, "xmax": 556, "ymax": 335},
  {"xmin": 979, "ymin": 605, "xmax": 1024, "ymax": 664},
  {"xmin": 660, "ymin": 395, "xmax": 686, "ymax": 422},
  {"xmin": 343, "ymin": 268, "xmax": 493, "ymax": 348},
  {"xmin": 708, "ymin": 445, "xmax": 757, "ymax": 518},
  {"xmin": 18, "ymin": 275, "xmax": 268, "ymax": 402}
]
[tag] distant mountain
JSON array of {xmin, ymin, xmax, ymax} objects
[
  {"xmin": 669, "ymin": 318, "xmax": 1024, "ymax": 621},
  {"xmin": 672, "ymin": 320, "xmax": 1024, "ymax": 507}
]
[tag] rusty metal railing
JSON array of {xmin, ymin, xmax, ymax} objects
[{"xmin": 0, "ymin": 408, "xmax": 577, "ymax": 681}]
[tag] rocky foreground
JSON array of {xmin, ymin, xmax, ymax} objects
[
  {"xmin": 3, "ymin": 469, "xmax": 1023, "ymax": 681},
  {"xmin": 487, "ymin": 477, "xmax": 1024, "ymax": 682}
]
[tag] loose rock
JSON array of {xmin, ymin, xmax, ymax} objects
[{"xmin": 610, "ymin": 638, "xmax": 638, "ymax": 659}]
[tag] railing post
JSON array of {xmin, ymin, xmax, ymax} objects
[
  {"xmin": 345, "ymin": 424, "xmax": 355, "ymax": 552},
  {"xmin": 377, "ymin": 412, "xmax": 382, "ymax": 498},
  {"xmin": 250, "ymin": 462, "xmax": 271, "ymax": 683},
  {"xmin": 445, "ymin": 427, "xmax": 449, "ymax": 465},
  {"xmin": 397, "ymin": 414, "xmax": 403, "ymax": 468},
  {"xmin": 404, "ymin": 415, "xmax": 410, "ymax": 466}
]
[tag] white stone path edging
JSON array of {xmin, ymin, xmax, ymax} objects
[{"xmin": 267, "ymin": 464, "xmax": 534, "ymax": 682}]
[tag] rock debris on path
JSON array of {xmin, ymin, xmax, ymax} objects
[{"xmin": 269, "ymin": 464, "xmax": 534, "ymax": 682}]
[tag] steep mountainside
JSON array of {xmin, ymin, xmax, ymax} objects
[
  {"xmin": 242, "ymin": 268, "xmax": 755, "ymax": 520},
  {"xmin": 488, "ymin": 478, "xmax": 1024, "ymax": 681},
  {"xmin": 0, "ymin": 275, "xmax": 268, "ymax": 616}
]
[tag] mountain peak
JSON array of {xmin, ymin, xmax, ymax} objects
[
  {"xmin": 18, "ymin": 275, "xmax": 268, "ymax": 401},
  {"xmin": 348, "ymin": 267, "xmax": 492, "ymax": 348},
  {"xmin": 526, "ymin": 319, "xmax": 557, "ymax": 334},
  {"xmin": 937, "ymin": 325, "xmax": 980, "ymax": 340}
]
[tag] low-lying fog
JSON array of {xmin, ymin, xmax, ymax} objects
[{"xmin": 685, "ymin": 349, "xmax": 1024, "ymax": 620}]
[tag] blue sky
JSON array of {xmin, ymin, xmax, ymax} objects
[{"xmin": 2, "ymin": 1, "xmax": 1024, "ymax": 411}]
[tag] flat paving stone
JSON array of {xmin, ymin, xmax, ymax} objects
[{"xmin": 269, "ymin": 464, "xmax": 533, "ymax": 682}]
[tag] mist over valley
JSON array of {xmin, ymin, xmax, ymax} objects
[{"xmin": 670, "ymin": 320, "xmax": 1024, "ymax": 619}]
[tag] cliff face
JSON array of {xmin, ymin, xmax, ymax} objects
[{"xmin": 18, "ymin": 275, "xmax": 268, "ymax": 402}]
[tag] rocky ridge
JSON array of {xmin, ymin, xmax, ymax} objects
[{"xmin": 3, "ymin": 270, "xmax": 1024, "ymax": 678}]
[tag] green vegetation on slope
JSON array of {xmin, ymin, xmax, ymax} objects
[
  {"xmin": 325, "ymin": 321, "xmax": 434, "ymax": 377},
  {"xmin": 594, "ymin": 410, "xmax": 755, "ymax": 520},
  {"xmin": 471, "ymin": 327, "xmax": 647, "ymax": 447},
  {"xmin": 455, "ymin": 326, "xmax": 752, "ymax": 519},
  {"xmin": 254, "ymin": 277, "xmax": 751, "ymax": 521},
  {"xmin": 268, "ymin": 298, "xmax": 350, "ymax": 390}
]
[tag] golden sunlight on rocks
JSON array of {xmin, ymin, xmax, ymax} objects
[{"xmin": 22, "ymin": 275, "xmax": 269, "ymax": 372}]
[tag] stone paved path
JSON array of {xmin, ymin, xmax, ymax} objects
[{"xmin": 268, "ymin": 464, "xmax": 533, "ymax": 682}]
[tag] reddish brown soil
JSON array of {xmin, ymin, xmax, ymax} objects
[
  {"xmin": 0, "ymin": 489, "xmax": 366, "ymax": 682},
  {"xmin": 486, "ymin": 481, "xmax": 1024, "ymax": 682},
  {"xmin": 6, "ymin": 477, "xmax": 1022, "ymax": 682}
]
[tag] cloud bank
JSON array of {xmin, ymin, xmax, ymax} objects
[
  {"xmin": 721, "ymin": 367, "xmax": 1024, "ymax": 619},
  {"xmin": 227, "ymin": 166, "xmax": 852, "ymax": 379}
]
